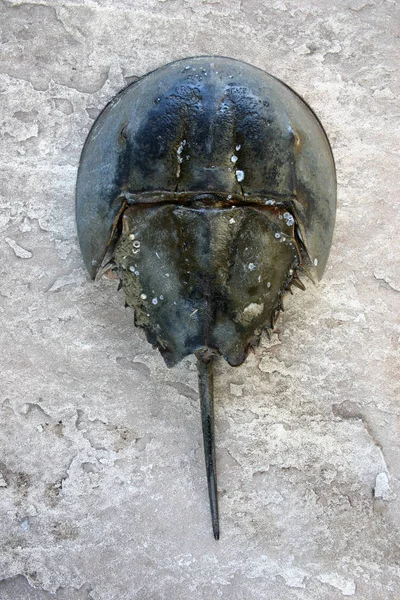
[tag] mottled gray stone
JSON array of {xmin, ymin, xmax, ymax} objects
[{"xmin": 0, "ymin": 0, "xmax": 399, "ymax": 599}]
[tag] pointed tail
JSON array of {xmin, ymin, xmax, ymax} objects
[{"xmin": 196, "ymin": 354, "xmax": 220, "ymax": 540}]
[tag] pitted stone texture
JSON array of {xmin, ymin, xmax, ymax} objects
[{"xmin": 0, "ymin": 0, "xmax": 399, "ymax": 599}]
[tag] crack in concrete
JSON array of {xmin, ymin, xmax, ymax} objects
[
  {"xmin": 219, "ymin": 446, "xmax": 241, "ymax": 468},
  {"xmin": 331, "ymin": 401, "xmax": 395, "ymax": 492},
  {"xmin": 54, "ymin": 5, "xmax": 87, "ymax": 44},
  {"xmin": 373, "ymin": 272, "xmax": 400, "ymax": 292},
  {"xmin": 45, "ymin": 454, "xmax": 77, "ymax": 507},
  {"xmin": 332, "ymin": 401, "xmax": 384, "ymax": 453},
  {"xmin": 19, "ymin": 402, "xmax": 52, "ymax": 421},
  {"xmin": 165, "ymin": 380, "xmax": 198, "ymax": 401}
]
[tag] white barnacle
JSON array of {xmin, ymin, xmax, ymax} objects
[
  {"xmin": 289, "ymin": 269, "xmax": 293, "ymax": 276},
  {"xmin": 229, "ymin": 218, "xmax": 236, "ymax": 224},
  {"xmin": 132, "ymin": 240, "xmax": 141, "ymax": 248},
  {"xmin": 274, "ymin": 232, "xmax": 281, "ymax": 239},
  {"xmin": 129, "ymin": 233, "xmax": 135, "ymax": 240},
  {"xmin": 159, "ymin": 294, "xmax": 164, "ymax": 300},
  {"xmin": 265, "ymin": 199, "xmax": 275, "ymax": 205},
  {"xmin": 267, "ymin": 282, "xmax": 271, "ymax": 288},
  {"xmin": 140, "ymin": 293, "xmax": 147, "ymax": 300},
  {"xmin": 243, "ymin": 302, "xmax": 264, "ymax": 320},
  {"xmin": 165, "ymin": 273, "xmax": 170, "ymax": 277},
  {"xmin": 314, "ymin": 258, "xmax": 318, "ymax": 267},
  {"xmin": 283, "ymin": 211, "xmax": 295, "ymax": 227},
  {"xmin": 235, "ymin": 144, "xmax": 241, "ymax": 151},
  {"xmin": 176, "ymin": 140, "xmax": 187, "ymax": 177},
  {"xmin": 152, "ymin": 298, "xmax": 158, "ymax": 305},
  {"xmin": 235, "ymin": 170, "xmax": 245, "ymax": 182},
  {"xmin": 227, "ymin": 194, "xmax": 232, "ymax": 200},
  {"xmin": 177, "ymin": 140, "xmax": 186, "ymax": 163},
  {"xmin": 230, "ymin": 155, "xmax": 238, "ymax": 163},
  {"xmin": 248, "ymin": 263, "xmax": 256, "ymax": 271}
]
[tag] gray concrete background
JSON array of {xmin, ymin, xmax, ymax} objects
[{"xmin": 0, "ymin": 0, "xmax": 399, "ymax": 598}]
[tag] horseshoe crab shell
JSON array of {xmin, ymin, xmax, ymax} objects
[{"xmin": 76, "ymin": 56, "xmax": 336, "ymax": 539}]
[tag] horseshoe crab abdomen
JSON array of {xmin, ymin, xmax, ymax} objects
[{"xmin": 114, "ymin": 202, "xmax": 300, "ymax": 367}]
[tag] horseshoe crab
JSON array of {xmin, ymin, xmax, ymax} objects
[{"xmin": 76, "ymin": 56, "xmax": 336, "ymax": 539}]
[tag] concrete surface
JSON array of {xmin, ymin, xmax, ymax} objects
[{"xmin": 0, "ymin": 0, "xmax": 399, "ymax": 598}]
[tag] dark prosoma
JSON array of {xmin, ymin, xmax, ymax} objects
[{"xmin": 76, "ymin": 56, "xmax": 336, "ymax": 539}]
